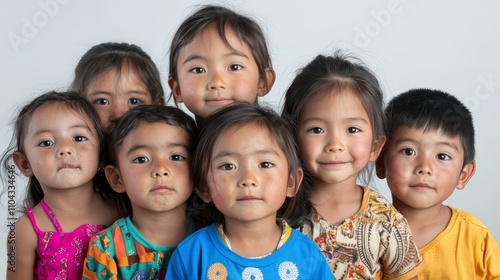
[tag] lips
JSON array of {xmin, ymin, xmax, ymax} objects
[
  {"xmin": 206, "ymin": 98, "xmax": 232, "ymax": 105},
  {"xmin": 237, "ymin": 195, "xmax": 260, "ymax": 201},
  {"xmin": 58, "ymin": 163, "xmax": 77, "ymax": 170},
  {"xmin": 409, "ymin": 183, "xmax": 433, "ymax": 190},
  {"xmin": 151, "ymin": 185, "xmax": 173, "ymax": 193}
]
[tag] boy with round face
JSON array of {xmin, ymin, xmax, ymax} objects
[{"xmin": 377, "ymin": 88, "xmax": 500, "ymax": 278}]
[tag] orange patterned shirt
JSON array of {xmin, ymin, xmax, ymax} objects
[{"xmin": 300, "ymin": 186, "xmax": 425, "ymax": 280}]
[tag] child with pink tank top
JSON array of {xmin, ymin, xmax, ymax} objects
[{"xmin": 2, "ymin": 91, "xmax": 119, "ymax": 279}]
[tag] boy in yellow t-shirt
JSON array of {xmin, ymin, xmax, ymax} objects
[{"xmin": 377, "ymin": 88, "xmax": 500, "ymax": 279}]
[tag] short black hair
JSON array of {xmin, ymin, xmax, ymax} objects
[{"xmin": 385, "ymin": 88, "xmax": 475, "ymax": 165}]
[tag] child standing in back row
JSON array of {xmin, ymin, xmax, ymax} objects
[
  {"xmin": 83, "ymin": 105, "xmax": 200, "ymax": 279},
  {"xmin": 376, "ymin": 88, "xmax": 500, "ymax": 278},
  {"xmin": 168, "ymin": 5, "xmax": 276, "ymax": 123},
  {"xmin": 3, "ymin": 91, "xmax": 118, "ymax": 279},
  {"xmin": 282, "ymin": 53, "xmax": 425, "ymax": 279},
  {"xmin": 166, "ymin": 103, "xmax": 333, "ymax": 279},
  {"xmin": 70, "ymin": 42, "xmax": 165, "ymax": 132}
]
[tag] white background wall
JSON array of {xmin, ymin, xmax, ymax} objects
[{"xmin": 1, "ymin": 0, "xmax": 499, "ymax": 275}]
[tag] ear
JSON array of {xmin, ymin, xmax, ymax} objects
[
  {"xmin": 375, "ymin": 155, "xmax": 386, "ymax": 179},
  {"xmin": 369, "ymin": 136, "xmax": 386, "ymax": 162},
  {"xmin": 168, "ymin": 76, "xmax": 183, "ymax": 103},
  {"xmin": 257, "ymin": 67, "xmax": 276, "ymax": 97},
  {"xmin": 13, "ymin": 151, "xmax": 33, "ymax": 177},
  {"xmin": 195, "ymin": 186, "xmax": 213, "ymax": 203},
  {"xmin": 155, "ymin": 96, "xmax": 165, "ymax": 106},
  {"xmin": 104, "ymin": 165, "xmax": 126, "ymax": 193},
  {"xmin": 456, "ymin": 160, "xmax": 476, "ymax": 190},
  {"xmin": 286, "ymin": 167, "xmax": 304, "ymax": 197}
]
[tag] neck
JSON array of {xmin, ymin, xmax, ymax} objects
[
  {"xmin": 222, "ymin": 215, "xmax": 282, "ymax": 257},
  {"xmin": 131, "ymin": 206, "xmax": 189, "ymax": 246},
  {"xmin": 392, "ymin": 197, "xmax": 451, "ymax": 248}
]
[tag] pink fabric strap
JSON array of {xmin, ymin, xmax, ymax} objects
[{"xmin": 40, "ymin": 200, "xmax": 64, "ymax": 234}]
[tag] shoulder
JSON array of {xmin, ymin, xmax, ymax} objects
[
  {"xmin": 361, "ymin": 186, "xmax": 404, "ymax": 222},
  {"xmin": 90, "ymin": 217, "xmax": 127, "ymax": 241},
  {"xmin": 176, "ymin": 224, "xmax": 214, "ymax": 249},
  {"xmin": 450, "ymin": 207, "xmax": 492, "ymax": 234},
  {"xmin": 13, "ymin": 213, "xmax": 37, "ymax": 245}
]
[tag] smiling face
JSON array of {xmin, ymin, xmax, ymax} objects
[
  {"xmin": 170, "ymin": 25, "xmax": 270, "ymax": 119},
  {"xmin": 382, "ymin": 126, "xmax": 474, "ymax": 210},
  {"xmin": 106, "ymin": 122, "xmax": 192, "ymax": 214},
  {"xmin": 18, "ymin": 103, "xmax": 100, "ymax": 191},
  {"xmin": 297, "ymin": 90, "xmax": 383, "ymax": 188},
  {"xmin": 204, "ymin": 123, "xmax": 296, "ymax": 224},
  {"xmin": 83, "ymin": 64, "xmax": 155, "ymax": 131}
]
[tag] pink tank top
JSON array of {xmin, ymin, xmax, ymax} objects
[{"xmin": 26, "ymin": 199, "xmax": 105, "ymax": 280}]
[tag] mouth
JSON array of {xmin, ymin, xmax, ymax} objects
[
  {"xmin": 58, "ymin": 163, "xmax": 78, "ymax": 170},
  {"xmin": 409, "ymin": 183, "xmax": 433, "ymax": 190},
  {"xmin": 319, "ymin": 161, "xmax": 347, "ymax": 167},
  {"xmin": 151, "ymin": 185, "xmax": 173, "ymax": 193},
  {"xmin": 206, "ymin": 98, "xmax": 232, "ymax": 106},
  {"xmin": 237, "ymin": 195, "xmax": 261, "ymax": 201}
]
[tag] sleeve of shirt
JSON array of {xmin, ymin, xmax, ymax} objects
[
  {"xmin": 165, "ymin": 248, "xmax": 187, "ymax": 279},
  {"xmin": 483, "ymin": 229, "xmax": 500, "ymax": 279},
  {"xmin": 381, "ymin": 213, "xmax": 425, "ymax": 280},
  {"xmin": 82, "ymin": 232, "xmax": 118, "ymax": 280}
]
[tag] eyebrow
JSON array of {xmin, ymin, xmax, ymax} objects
[
  {"xmin": 87, "ymin": 90, "xmax": 149, "ymax": 96},
  {"xmin": 212, "ymin": 149, "xmax": 280, "ymax": 161},
  {"xmin": 302, "ymin": 117, "xmax": 369, "ymax": 124},
  {"xmin": 126, "ymin": 142, "xmax": 188, "ymax": 156},
  {"xmin": 395, "ymin": 137, "xmax": 459, "ymax": 151},
  {"xmin": 34, "ymin": 124, "xmax": 92, "ymax": 136},
  {"xmin": 182, "ymin": 51, "xmax": 249, "ymax": 65}
]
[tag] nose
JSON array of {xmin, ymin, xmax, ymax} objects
[
  {"xmin": 109, "ymin": 101, "xmax": 128, "ymax": 123},
  {"xmin": 415, "ymin": 154, "xmax": 432, "ymax": 175},
  {"xmin": 324, "ymin": 132, "xmax": 344, "ymax": 153},
  {"xmin": 238, "ymin": 167, "xmax": 257, "ymax": 188},
  {"xmin": 57, "ymin": 139, "xmax": 73, "ymax": 156},
  {"xmin": 207, "ymin": 69, "xmax": 226, "ymax": 90},
  {"xmin": 152, "ymin": 160, "xmax": 169, "ymax": 178}
]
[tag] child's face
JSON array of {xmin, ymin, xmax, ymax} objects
[
  {"xmin": 17, "ymin": 103, "xmax": 99, "ymax": 191},
  {"xmin": 170, "ymin": 25, "xmax": 270, "ymax": 119},
  {"xmin": 382, "ymin": 126, "xmax": 472, "ymax": 209},
  {"xmin": 84, "ymin": 64, "xmax": 156, "ymax": 131},
  {"xmin": 204, "ymin": 123, "xmax": 295, "ymax": 224},
  {"xmin": 298, "ymin": 90, "xmax": 383, "ymax": 186},
  {"xmin": 108, "ymin": 122, "xmax": 192, "ymax": 214}
]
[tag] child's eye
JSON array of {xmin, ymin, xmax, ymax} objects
[
  {"xmin": 400, "ymin": 148, "xmax": 416, "ymax": 156},
  {"xmin": 218, "ymin": 163, "xmax": 236, "ymax": 170},
  {"xmin": 307, "ymin": 127, "xmax": 324, "ymax": 134},
  {"xmin": 189, "ymin": 67, "xmax": 205, "ymax": 74},
  {"xmin": 229, "ymin": 64, "xmax": 243, "ymax": 71},
  {"xmin": 437, "ymin": 153, "xmax": 451, "ymax": 161},
  {"xmin": 170, "ymin": 154, "xmax": 186, "ymax": 161},
  {"xmin": 132, "ymin": 156, "xmax": 149, "ymax": 164},
  {"xmin": 259, "ymin": 162, "xmax": 274, "ymax": 168},
  {"xmin": 95, "ymin": 99, "xmax": 110, "ymax": 106},
  {"xmin": 128, "ymin": 98, "xmax": 142, "ymax": 106},
  {"xmin": 347, "ymin": 127, "xmax": 361, "ymax": 134},
  {"xmin": 74, "ymin": 136, "xmax": 88, "ymax": 142},
  {"xmin": 38, "ymin": 140, "xmax": 53, "ymax": 147}
]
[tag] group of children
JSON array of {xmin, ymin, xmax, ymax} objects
[{"xmin": 3, "ymin": 4, "xmax": 499, "ymax": 280}]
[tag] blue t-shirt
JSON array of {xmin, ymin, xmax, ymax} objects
[{"xmin": 166, "ymin": 223, "xmax": 334, "ymax": 279}]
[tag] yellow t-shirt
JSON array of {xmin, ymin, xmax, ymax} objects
[{"xmin": 418, "ymin": 207, "xmax": 500, "ymax": 279}]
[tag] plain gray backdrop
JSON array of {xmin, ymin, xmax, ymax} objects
[{"xmin": 1, "ymin": 0, "xmax": 499, "ymax": 275}]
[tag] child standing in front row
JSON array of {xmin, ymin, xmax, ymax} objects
[
  {"xmin": 70, "ymin": 42, "xmax": 165, "ymax": 132},
  {"xmin": 166, "ymin": 103, "xmax": 333, "ymax": 279},
  {"xmin": 168, "ymin": 5, "xmax": 276, "ymax": 123},
  {"xmin": 83, "ymin": 105, "xmax": 199, "ymax": 279},
  {"xmin": 376, "ymin": 88, "xmax": 500, "ymax": 278},
  {"xmin": 282, "ymin": 54, "xmax": 425, "ymax": 279},
  {"xmin": 3, "ymin": 91, "xmax": 118, "ymax": 279}
]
